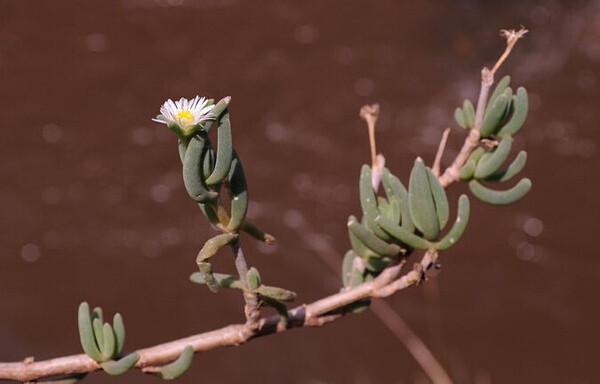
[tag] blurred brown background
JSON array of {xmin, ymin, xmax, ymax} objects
[{"xmin": 0, "ymin": 1, "xmax": 598, "ymax": 383}]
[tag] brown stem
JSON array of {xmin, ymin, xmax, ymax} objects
[
  {"xmin": 230, "ymin": 237, "xmax": 261, "ymax": 333},
  {"xmin": 370, "ymin": 300, "xmax": 453, "ymax": 384},
  {"xmin": 360, "ymin": 104, "xmax": 385, "ymax": 191},
  {"xmin": 432, "ymin": 128, "xmax": 451, "ymax": 177},
  {"xmin": 359, "ymin": 104, "xmax": 380, "ymax": 169},
  {"xmin": 491, "ymin": 28, "xmax": 528, "ymax": 75}
]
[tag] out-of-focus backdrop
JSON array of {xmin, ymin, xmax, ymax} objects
[{"xmin": 0, "ymin": 1, "xmax": 598, "ymax": 383}]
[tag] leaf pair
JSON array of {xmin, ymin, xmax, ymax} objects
[
  {"xmin": 77, "ymin": 302, "xmax": 138, "ymax": 376},
  {"xmin": 480, "ymin": 76, "xmax": 529, "ymax": 138},
  {"xmin": 391, "ymin": 159, "xmax": 470, "ymax": 251}
]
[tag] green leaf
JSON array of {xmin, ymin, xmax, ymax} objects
[
  {"xmin": 190, "ymin": 272, "xmax": 244, "ymax": 290},
  {"xmin": 348, "ymin": 224, "xmax": 379, "ymax": 259},
  {"xmin": 481, "ymin": 89, "xmax": 511, "ymax": 137},
  {"xmin": 474, "ymin": 136, "xmax": 514, "ymax": 179},
  {"xmin": 205, "ymin": 112, "xmax": 234, "ymax": 186},
  {"xmin": 225, "ymin": 153, "xmax": 248, "ymax": 232},
  {"xmin": 497, "ymin": 87, "xmax": 528, "ymax": 137},
  {"xmin": 463, "ymin": 99, "xmax": 475, "ymax": 128},
  {"xmin": 376, "ymin": 215, "xmax": 431, "ymax": 250},
  {"xmin": 408, "ymin": 158, "xmax": 440, "ymax": 240},
  {"xmin": 454, "ymin": 107, "xmax": 467, "ymax": 129},
  {"xmin": 157, "ymin": 346, "xmax": 194, "ymax": 380},
  {"xmin": 434, "ymin": 195, "xmax": 470, "ymax": 250},
  {"xmin": 459, "ymin": 147, "xmax": 486, "ymax": 181},
  {"xmin": 246, "ymin": 267, "xmax": 261, "ymax": 290},
  {"xmin": 468, "ymin": 178, "xmax": 532, "ymax": 205},
  {"xmin": 240, "ymin": 222, "xmax": 276, "ymax": 244},
  {"xmin": 342, "ymin": 250, "xmax": 359, "ymax": 287},
  {"xmin": 112, "ymin": 313, "xmax": 126, "ymax": 355},
  {"xmin": 359, "ymin": 165, "xmax": 392, "ymax": 240},
  {"xmin": 347, "ymin": 216, "xmax": 402, "ymax": 257},
  {"xmin": 255, "ymin": 285, "xmax": 297, "ymax": 302},
  {"xmin": 202, "ymin": 96, "xmax": 231, "ymax": 133},
  {"xmin": 100, "ymin": 323, "xmax": 116, "ymax": 361},
  {"xmin": 485, "ymin": 150, "xmax": 527, "ymax": 183},
  {"xmin": 101, "ymin": 353, "xmax": 139, "ymax": 376},
  {"xmin": 488, "ymin": 75, "xmax": 511, "ymax": 107},
  {"xmin": 182, "ymin": 133, "xmax": 218, "ymax": 203},
  {"xmin": 197, "ymin": 233, "xmax": 238, "ymax": 263},
  {"xmin": 92, "ymin": 318, "xmax": 104, "ymax": 356},
  {"xmin": 197, "ymin": 262, "xmax": 219, "ymax": 293},
  {"xmin": 426, "ymin": 167, "xmax": 449, "ymax": 229},
  {"xmin": 77, "ymin": 302, "xmax": 103, "ymax": 362},
  {"xmin": 381, "ymin": 167, "xmax": 407, "ymax": 202}
]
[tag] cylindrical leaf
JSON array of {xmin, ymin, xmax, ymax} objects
[
  {"xmin": 225, "ymin": 153, "xmax": 248, "ymax": 232},
  {"xmin": 190, "ymin": 272, "xmax": 244, "ymax": 290},
  {"xmin": 101, "ymin": 353, "xmax": 140, "ymax": 376},
  {"xmin": 485, "ymin": 150, "xmax": 527, "ymax": 182},
  {"xmin": 480, "ymin": 89, "xmax": 511, "ymax": 137},
  {"xmin": 241, "ymin": 222, "xmax": 276, "ymax": 244},
  {"xmin": 408, "ymin": 158, "xmax": 440, "ymax": 240},
  {"xmin": 78, "ymin": 302, "xmax": 103, "ymax": 362},
  {"xmin": 463, "ymin": 99, "xmax": 475, "ymax": 128},
  {"xmin": 434, "ymin": 195, "xmax": 470, "ymax": 250},
  {"xmin": 376, "ymin": 215, "xmax": 431, "ymax": 250},
  {"xmin": 205, "ymin": 112, "xmax": 233, "ymax": 186},
  {"xmin": 197, "ymin": 233, "xmax": 238, "ymax": 263},
  {"xmin": 454, "ymin": 107, "xmax": 467, "ymax": 129},
  {"xmin": 202, "ymin": 96, "xmax": 231, "ymax": 133},
  {"xmin": 112, "ymin": 313, "xmax": 126, "ymax": 355},
  {"xmin": 488, "ymin": 75, "xmax": 511, "ymax": 107},
  {"xmin": 474, "ymin": 136, "xmax": 514, "ymax": 179},
  {"xmin": 359, "ymin": 165, "xmax": 391, "ymax": 240},
  {"xmin": 255, "ymin": 286, "xmax": 297, "ymax": 302},
  {"xmin": 497, "ymin": 87, "xmax": 528, "ymax": 137},
  {"xmin": 459, "ymin": 147, "xmax": 485, "ymax": 181},
  {"xmin": 426, "ymin": 167, "xmax": 449, "ymax": 229},
  {"xmin": 348, "ymin": 216, "xmax": 402, "ymax": 257},
  {"xmin": 246, "ymin": 267, "xmax": 261, "ymax": 290},
  {"xmin": 182, "ymin": 134, "xmax": 218, "ymax": 203},
  {"xmin": 101, "ymin": 323, "xmax": 116, "ymax": 361},
  {"xmin": 157, "ymin": 346, "xmax": 195, "ymax": 380},
  {"xmin": 469, "ymin": 178, "xmax": 532, "ymax": 205}
]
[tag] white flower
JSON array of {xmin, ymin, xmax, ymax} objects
[{"xmin": 153, "ymin": 96, "xmax": 215, "ymax": 134}]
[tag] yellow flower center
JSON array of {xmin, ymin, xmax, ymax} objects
[{"xmin": 176, "ymin": 110, "xmax": 194, "ymax": 125}]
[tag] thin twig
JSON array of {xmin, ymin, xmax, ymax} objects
[
  {"xmin": 360, "ymin": 104, "xmax": 380, "ymax": 169},
  {"xmin": 491, "ymin": 28, "xmax": 528, "ymax": 75},
  {"xmin": 360, "ymin": 104, "xmax": 385, "ymax": 190},
  {"xmin": 432, "ymin": 128, "xmax": 451, "ymax": 177},
  {"xmin": 370, "ymin": 301, "xmax": 453, "ymax": 384},
  {"xmin": 372, "ymin": 250, "xmax": 437, "ymax": 298},
  {"xmin": 230, "ymin": 238, "xmax": 261, "ymax": 333}
]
